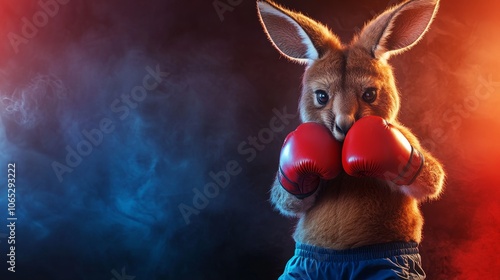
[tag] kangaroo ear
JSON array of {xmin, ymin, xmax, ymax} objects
[
  {"xmin": 257, "ymin": 0, "xmax": 340, "ymax": 64},
  {"xmin": 355, "ymin": 0, "xmax": 439, "ymax": 60}
]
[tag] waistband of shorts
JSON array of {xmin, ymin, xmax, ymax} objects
[{"xmin": 294, "ymin": 241, "xmax": 419, "ymax": 262}]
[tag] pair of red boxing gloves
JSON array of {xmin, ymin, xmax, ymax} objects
[{"xmin": 278, "ymin": 116, "xmax": 424, "ymax": 198}]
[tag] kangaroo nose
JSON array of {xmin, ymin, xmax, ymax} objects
[
  {"xmin": 335, "ymin": 116, "xmax": 355, "ymax": 136},
  {"xmin": 335, "ymin": 123, "xmax": 349, "ymax": 136}
]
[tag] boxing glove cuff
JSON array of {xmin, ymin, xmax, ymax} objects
[
  {"xmin": 391, "ymin": 145, "xmax": 425, "ymax": 186},
  {"xmin": 278, "ymin": 167, "xmax": 320, "ymax": 199}
]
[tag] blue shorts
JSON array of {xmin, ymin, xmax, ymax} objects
[{"xmin": 279, "ymin": 242, "xmax": 425, "ymax": 280}]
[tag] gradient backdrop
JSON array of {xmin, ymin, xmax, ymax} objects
[{"xmin": 0, "ymin": 0, "xmax": 499, "ymax": 279}]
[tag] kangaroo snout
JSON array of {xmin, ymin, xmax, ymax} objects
[{"xmin": 334, "ymin": 115, "xmax": 355, "ymax": 141}]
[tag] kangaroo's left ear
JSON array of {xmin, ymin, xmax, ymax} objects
[
  {"xmin": 355, "ymin": 0, "xmax": 440, "ymax": 60},
  {"xmin": 257, "ymin": 0, "xmax": 341, "ymax": 64}
]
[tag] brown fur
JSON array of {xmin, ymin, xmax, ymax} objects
[{"xmin": 260, "ymin": 0, "xmax": 445, "ymax": 250}]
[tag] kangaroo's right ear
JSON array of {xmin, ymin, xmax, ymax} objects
[
  {"xmin": 257, "ymin": 0, "xmax": 341, "ymax": 64},
  {"xmin": 355, "ymin": 0, "xmax": 440, "ymax": 60}
]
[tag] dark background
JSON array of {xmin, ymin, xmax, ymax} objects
[{"xmin": 0, "ymin": 0, "xmax": 499, "ymax": 279}]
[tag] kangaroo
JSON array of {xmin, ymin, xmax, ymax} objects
[{"xmin": 257, "ymin": 0, "xmax": 445, "ymax": 278}]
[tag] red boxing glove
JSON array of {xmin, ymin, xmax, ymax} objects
[
  {"xmin": 342, "ymin": 116, "xmax": 424, "ymax": 185},
  {"xmin": 278, "ymin": 122, "xmax": 343, "ymax": 198}
]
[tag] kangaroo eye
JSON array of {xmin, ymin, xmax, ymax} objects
[
  {"xmin": 314, "ymin": 90, "xmax": 329, "ymax": 105},
  {"xmin": 362, "ymin": 88, "xmax": 377, "ymax": 103}
]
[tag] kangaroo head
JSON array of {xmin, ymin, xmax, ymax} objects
[{"xmin": 257, "ymin": 0, "xmax": 439, "ymax": 141}]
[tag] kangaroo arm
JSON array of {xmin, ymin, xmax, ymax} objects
[
  {"xmin": 270, "ymin": 172, "xmax": 319, "ymax": 217},
  {"xmin": 393, "ymin": 123, "xmax": 446, "ymax": 201}
]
